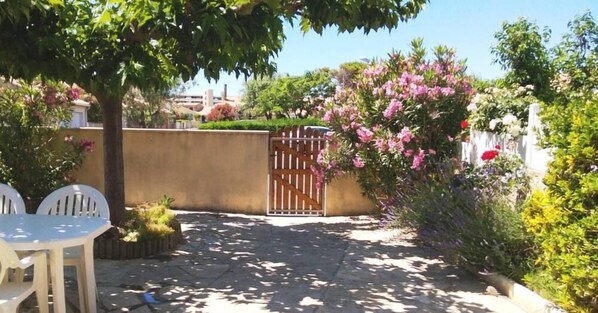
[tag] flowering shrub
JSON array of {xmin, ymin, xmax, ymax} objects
[
  {"xmin": 466, "ymin": 84, "xmax": 539, "ymax": 138},
  {"xmin": 455, "ymin": 149, "xmax": 530, "ymax": 203},
  {"xmin": 0, "ymin": 81, "xmax": 94, "ymax": 201},
  {"xmin": 384, "ymin": 156, "xmax": 533, "ymax": 280},
  {"xmin": 314, "ymin": 41, "xmax": 474, "ymax": 197},
  {"xmin": 206, "ymin": 103, "xmax": 238, "ymax": 122}
]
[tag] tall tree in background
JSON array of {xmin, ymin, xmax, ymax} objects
[
  {"xmin": 492, "ymin": 17, "xmax": 554, "ymax": 101},
  {"xmin": 0, "ymin": 0, "xmax": 428, "ymax": 225},
  {"xmin": 333, "ymin": 61, "xmax": 368, "ymax": 88}
]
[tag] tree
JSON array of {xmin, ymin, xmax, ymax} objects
[
  {"xmin": 241, "ymin": 76, "xmax": 276, "ymax": 119},
  {"xmin": 123, "ymin": 86, "xmax": 171, "ymax": 128},
  {"xmin": 243, "ymin": 68, "xmax": 335, "ymax": 119},
  {"xmin": 492, "ymin": 17, "xmax": 554, "ymax": 101},
  {"xmin": 333, "ymin": 61, "xmax": 368, "ymax": 88},
  {"xmin": 0, "ymin": 0, "xmax": 427, "ymax": 225},
  {"xmin": 552, "ymin": 11, "xmax": 598, "ymax": 96}
]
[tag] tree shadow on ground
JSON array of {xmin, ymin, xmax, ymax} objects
[{"xmin": 92, "ymin": 212, "xmax": 506, "ymax": 313}]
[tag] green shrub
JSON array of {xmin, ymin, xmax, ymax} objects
[
  {"xmin": 198, "ymin": 118, "xmax": 326, "ymax": 131},
  {"xmin": 522, "ymin": 93, "xmax": 598, "ymax": 312},
  {"xmin": 121, "ymin": 196, "xmax": 177, "ymax": 242}
]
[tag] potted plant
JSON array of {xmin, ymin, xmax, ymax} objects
[{"xmin": 94, "ymin": 195, "xmax": 183, "ymax": 259}]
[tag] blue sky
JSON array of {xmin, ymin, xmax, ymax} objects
[{"xmin": 184, "ymin": 0, "xmax": 597, "ymax": 97}]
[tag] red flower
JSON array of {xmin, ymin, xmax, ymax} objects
[
  {"xmin": 481, "ymin": 150, "xmax": 499, "ymax": 161},
  {"xmin": 460, "ymin": 120, "xmax": 469, "ymax": 129},
  {"xmin": 495, "ymin": 145, "xmax": 501, "ymax": 150}
]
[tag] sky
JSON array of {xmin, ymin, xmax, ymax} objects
[{"xmin": 184, "ymin": 0, "xmax": 597, "ymax": 97}]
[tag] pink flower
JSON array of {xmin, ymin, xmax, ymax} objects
[
  {"xmin": 440, "ymin": 87, "xmax": 455, "ymax": 96},
  {"xmin": 375, "ymin": 138, "xmax": 387, "ymax": 152},
  {"xmin": 79, "ymin": 139, "xmax": 95, "ymax": 153},
  {"xmin": 403, "ymin": 149, "xmax": 414, "ymax": 157},
  {"xmin": 66, "ymin": 88, "xmax": 80, "ymax": 101},
  {"xmin": 387, "ymin": 137, "xmax": 403, "ymax": 152},
  {"xmin": 383, "ymin": 99, "xmax": 403, "ymax": 119},
  {"xmin": 400, "ymin": 127, "xmax": 412, "ymax": 143},
  {"xmin": 353, "ymin": 155, "xmax": 365, "ymax": 168},
  {"xmin": 356, "ymin": 127, "xmax": 373, "ymax": 143},
  {"xmin": 411, "ymin": 149, "xmax": 426, "ymax": 170},
  {"xmin": 447, "ymin": 135, "xmax": 454, "ymax": 142},
  {"xmin": 322, "ymin": 111, "xmax": 334, "ymax": 123}
]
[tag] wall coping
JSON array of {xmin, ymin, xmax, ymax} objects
[{"xmin": 79, "ymin": 127, "xmax": 270, "ymax": 135}]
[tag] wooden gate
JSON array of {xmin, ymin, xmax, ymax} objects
[{"xmin": 269, "ymin": 126, "xmax": 326, "ymax": 215}]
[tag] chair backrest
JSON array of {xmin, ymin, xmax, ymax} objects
[
  {"xmin": 0, "ymin": 183, "xmax": 26, "ymax": 214},
  {"xmin": 0, "ymin": 238, "xmax": 21, "ymax": 283},
  {"xmin": 36, "ymin": 184, "xmax": 110, "ymax": 218}
]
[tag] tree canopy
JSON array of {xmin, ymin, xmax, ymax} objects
[{"xmin": 0, "ymin": 0, "xmax": 428, "ymax": 225}]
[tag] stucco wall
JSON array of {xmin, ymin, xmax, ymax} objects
[
  {"xmin": 326, "ymin": 175, "xmax": 376, "ymax": 216},
  {"xmin": 60, "ymin": 128, "xmax": 373, "ymax": 216}
]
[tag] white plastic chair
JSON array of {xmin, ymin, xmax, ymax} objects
[
  {"xmin": 0, "ymin": 184, "xmax": 26, "ymax": 215},
  {"xmin": 36, "ymin": 184, "xmax": 109, "ymax": 313},
  {"xmin": 0, "ymin": 239, "xmax": 49, "ymax": 313}
]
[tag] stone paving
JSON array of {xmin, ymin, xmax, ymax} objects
[{"xmin": 21, "ymin": 211, "xmax": 524, "ymax": 312}]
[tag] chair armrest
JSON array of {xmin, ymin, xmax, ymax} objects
[{"xmin": 17, "ymin": 251, "xmax": 47, "ymax": 270}]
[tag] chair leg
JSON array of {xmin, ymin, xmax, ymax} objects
[
  {"xmin": 36, "ymin": 284, "xmax": 49, "ymax": 313},
  {"xmin": 75, "ymin": 264, "xmax": 87, "ymax": 313}
]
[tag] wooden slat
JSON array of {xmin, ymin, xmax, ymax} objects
[
  {"xmin": 268, "ymin": 126, "xmax": 326, "ymax": 215},
  {"xmin": 273, "ymin": 174, "xmax": 321, "ymax": 208}
]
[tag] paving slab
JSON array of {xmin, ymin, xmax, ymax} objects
[{"xmin": 18, "ymin": 212, "xmax": 524, "ymax": 313}]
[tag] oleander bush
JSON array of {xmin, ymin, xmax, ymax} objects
[
  {"xmin": 0, "ymin": 81, "xmax": 94, "ymax": 200},
  {"xmin": 206, "ymin": 103, "xmax": 238, "ymax": 122},
  {"xmin": 314, "ymin": 39, "xmax": 474, "ymax": 198}
]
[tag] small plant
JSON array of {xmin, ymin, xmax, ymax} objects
[{"xmin": 120, "ymin": 196, "xmax": 177, "ymax": 242}]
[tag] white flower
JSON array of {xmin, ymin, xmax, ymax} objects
[
  {"xmin": 525, "ymin": 85, "xmax": 534, "ymax": 90},
  {"xmin": 507, "ymin": 124, "xmax": 522, "ymax": 136},
  {"xmin": 489, "ymin": 118, "xmax": 500, "ymax": 130},
  {"xmin": 467, "ymin": 102, "xmax": 478, "ymax": 112},
  {"xmin": 502, "ymin": 113, "xmax": 518, "ymax": 125},
  {"xmin": 517, "ymin": 86, "xmax": 526, "ymax": 93}
]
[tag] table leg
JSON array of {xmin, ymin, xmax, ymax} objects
[
  {"xmin": 49, "ymin": 248, "xmax": 66, "ymax": 313},
  {"xmin": 82, "ymin": 239, "xmax": 98, "ymax": 313}
]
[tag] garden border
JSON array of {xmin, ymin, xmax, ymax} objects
[
  {"xmin": 93, "ymin": 219, "xmax": 184, "ymax": 260},
  {"xmin": 479, "ymin": 273, "xmax": 565, "ymax": 313}
]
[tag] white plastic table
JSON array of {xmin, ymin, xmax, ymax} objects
[{"xmin": 0, "ymin": 214, "xmax": 110, "ymax": 313}]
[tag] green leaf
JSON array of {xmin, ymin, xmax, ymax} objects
[
  {"xmin": 47, "ymin": 0, "xmax": 65, "ymax": 7},
  {"xmin": 97, "ymin": 10, "xmax": 111, "ymax": 25}
]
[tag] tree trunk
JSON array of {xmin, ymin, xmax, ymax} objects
[{"xmin": 98, "ymin": 94, "xmax": 126, "ymax": 226}]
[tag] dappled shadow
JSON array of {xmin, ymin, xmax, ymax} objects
[{"xmin": 90, "ymin": 212, "xmax": 517, "ymax": 312}]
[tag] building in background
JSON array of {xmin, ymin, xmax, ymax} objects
[{"xmin": 169, "ymin": 85, "xmax": 241, "ymax": 118}]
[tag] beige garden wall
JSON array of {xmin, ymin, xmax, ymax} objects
[{"xmin": 59, "ymin": 128, "xmax": 373, "ymax": 216}]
